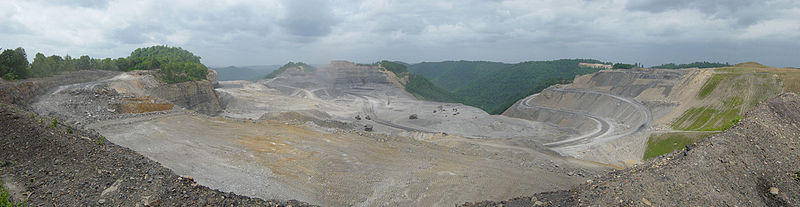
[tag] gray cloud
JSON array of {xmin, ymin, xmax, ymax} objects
[
  {"xmin": 111, "ymin": 23, "xmax": 168, "ymax": 44},
  {"xmin": 1, "ymin": 0, "xmax": 799, "ymax": 68},
  {"xmin": 48, "ymin": 0, "xmax": 109, "ymax": 9},
  {"xmin": 626, "ymin": 0, "xmax": 785, "ymax": 26},
  {"xmin": 278, "ymin": 0, "xmax": 339, "ymax": 38}
]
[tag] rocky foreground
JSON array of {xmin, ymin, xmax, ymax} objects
[
  {"xmin": 0, "ymin": 102, "xmax": 312, "ymax": 206},
  {"xmin": 465, "ymin": 93, "xmax": 800, "ymax": 206}
]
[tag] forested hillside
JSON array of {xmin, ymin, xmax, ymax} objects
[
  {"xmin": 379, "ymin": 61, "xmax": 459, "ymax": 102},
  {"xmin": 0, "ymin": 45, "xmax": 208, "ymax": 84},
  {"xmin": 407, "ymin": 61, "xmax": 510, "ymax": 91},
  {"xmin": 407, "ymin": 59, "xmax": 606, "ymax": 114}
]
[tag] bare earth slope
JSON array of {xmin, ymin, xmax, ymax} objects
[
  {"xmin": 465, "ymin": 93, "xmax": 800, "ymax": 206},
  {"xmin": 0, "ymin": 104, "xmax": 313, "ymax": 206}
]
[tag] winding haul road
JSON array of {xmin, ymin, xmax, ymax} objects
[{"xmin": 518, "ymin": 87, "xmax": 652, "ymax": 149}]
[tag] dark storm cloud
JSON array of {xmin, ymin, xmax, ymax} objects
[{"xmin": 278, "ymin": 0, "xmax": 339, "ymax": 37}]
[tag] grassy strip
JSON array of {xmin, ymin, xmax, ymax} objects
[
  {"xmin": 643, "ymin": 132, "xmax": 717, "ymax": 160},
  {"xmin": 671, "ymin": 107, "xmax": 741, "ymax": 131},
  {"xmin": 697, "ymin": 74, "xmax": 724, "ymax": 99}
]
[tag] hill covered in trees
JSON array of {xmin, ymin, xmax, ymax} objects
[
  {"xmin": 0, "ymin": 46, "xmax": 208, "ymax": 84},
  {"xmin": 407, "ymin": 61, "xmax": 511, "ymax": 92},
  {"xmin": 406, "ymin": 59, "xmax": 606, "ymax": 114},
  {"xmin": 651, "ymin": 61, "xmax": 730, "ymax": 69},
  {"xmin": 379, "ymin": 61, "xmax": 459, "ymax": 102}
]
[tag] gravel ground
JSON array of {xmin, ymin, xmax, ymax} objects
[
  {"xmin": 0, "ymin": 103, "xmax": 314, "ymax": 206},
  {"xmin": 462, "ymin": 93, "xmax": 800, "ymax": 206}
]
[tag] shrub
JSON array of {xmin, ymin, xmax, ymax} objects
[
  {"xmin": 67, "ymin": 126, "xmax": 73, "ymax": 134},
  {"xmin": 1, "ymin": 184, "xmax": 25, "ymax": 207},
  {"xmin": 93, "ymin": 136, "xmax": 106, "ymax": 145}
]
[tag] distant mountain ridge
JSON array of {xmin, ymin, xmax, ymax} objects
[{"xmin": 212, "ymin": 65, "xmax": 280, "ymax": 81}]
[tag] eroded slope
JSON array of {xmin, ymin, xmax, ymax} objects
[{"xmin": 464, "ymin": 93, "xmax": 800, "ymax": 206}]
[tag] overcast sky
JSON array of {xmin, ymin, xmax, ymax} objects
[{"xmin": 1, "ymin": 0, "xmax": 798, "ymax": 67}]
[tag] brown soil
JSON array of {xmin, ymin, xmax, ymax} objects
[
  {"xmin": 463, "ymin": 93, "xmax": 800, "ymax": 206},
  {"xmin": 119, "ymin": 97, "xmax": 174, "ymax": 113}
]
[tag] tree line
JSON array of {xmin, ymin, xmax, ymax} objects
[
  {"xmin": 651, "ymin": 61, "xmax": 730, "ymax": 69},
  {"xmin": 0, "ymin": 45, "xmax": 207, "ymax": 83}
]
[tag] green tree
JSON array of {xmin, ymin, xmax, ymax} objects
[
  {"xmin": 0, "ymin": 47, "xmax": 30, "ymax": 80},
  {"xmin": 612, "ymin": 63, "xmax": 636, "ymax": 69},
  {"xmin": 63, "ymin": 55, "xmax": 77, "ymax": 72},
  {"xmin": 76, "ymin": 55, "xmax": 92, "ymax": 70},
  {"xmin": 159, "ymin": 62, "xmax": 208, "ymax": 83},
  {"xmin": 30, "ymin": 53, "xmax": 50, "ymax": 77}
]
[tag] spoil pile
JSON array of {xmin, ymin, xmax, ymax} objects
[{"xmin": 464, "ymin": 93, "xmax": 800, "ymax": 206}]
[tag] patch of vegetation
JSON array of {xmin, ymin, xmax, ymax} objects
[
  {"xmin": 93, "ymin": 136, "xmax": 106, "ymax": 145},
  {"xmin": 263, "ymin": 62, "xmax": 315, "ymax": 79},
  {"xmin": 379, "ymin": 61, "xmax": 459, "ymax": 103},
  {"xmin": 697, "ymin": 74, "xmax": 725, "ymax": 99},
  {"xmin": 407, "ymin": 61, "xmax": 510, "ymax": 91},
  {"xmin": 612, "ymin": 63, "xmax": 636, "ymax": 69},
  {"xmin": 671, "ymin": 107, "xmax": 741, "ymax": 131},
  {"xmin": 453, "ymin": 60, "xmax": 601, "ymax": 114},
  {"xmin": 643, "ymin": 132, "xmax": 717, "ymax": 160},
  {"xmin": 379, "ymin": 61, "xmax": 409, "ymax": 78},
  {"xmin": 0, "ymin": 48, "xmax": 30, "ymax": 80},
  {"xmin": 795, "ymin": 171, "xmax": 800, "ymax": 181},
  {"xmin": 2, "ymin": 45, "xmax": 210, "ymax": 83},
  {"xmin": 404, "ymin": 59, "xmax": 605, "ymax": 114},
  {"xmin": 123, "ymin": 45, "xmax": 201, "ymax": 71},
  {"xmin": 723, "ymin": 97, "xmax": 744, "ymax": 108},
  {"xmin": 651, "ymin": 61, "xmax": 730, "ymax": 69},
  {"xmin": 51, "ymin": 118, "xmax": 57, "ymax": 128},
  {"xmin": 1, "ymin": 184, "xmax": 25, "ymax": 207},
  {"xmin": 67, "ymin": 126, "xmax": 73, "ymax": 134},
  {"xmin": 405, "ymin": 73, "xmax": 459, "ymax": 102},
  {"xmin": 158, "ymin": 62, "xmax": 208, "ymax": 84}
]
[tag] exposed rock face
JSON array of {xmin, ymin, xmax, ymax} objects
[
  {"xmin": 464, "ymin": 93, "xmax": 800, "ymax": 206},
  {"xmin": 265, "ymin": 61, "xmax": 407, "ymax": 99},
  {"xmin": 149, "ymin": 80, "xmax": 222, "ymax": 115},
  {"xmin": 207, "ymin": 69, "xmax": 219, "ymax": 88},
  {"xmin": 328, "ymin": 61, "xmax": 392, "ymax": 90},
  {"xmin": 503, "ymin": 68, "xmax": 697, "ymax": 165}
]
